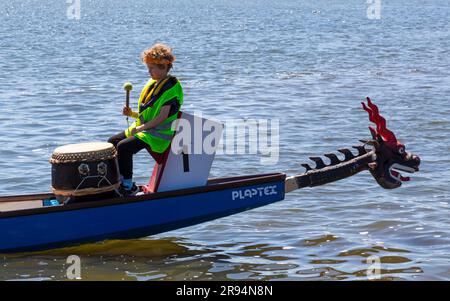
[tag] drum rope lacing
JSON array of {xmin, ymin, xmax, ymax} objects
[{"xmin": 63, "ymin": 167, "xmax": 122, "ymax": 204}]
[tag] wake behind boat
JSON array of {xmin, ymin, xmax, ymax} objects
[{"xmin": 0, "ymin": 98, "xmax": 420, "ymax": 253}]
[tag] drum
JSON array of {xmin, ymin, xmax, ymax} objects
[{"xmin": 50, "ymin": 142, "xmax": 120, "ymax": 201}]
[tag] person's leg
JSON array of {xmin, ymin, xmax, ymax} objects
[
  {"xmin": 116, "ymin": 136, "xmax": 148, "ymax": 188},
  {"xmin": 107, "ymin": 132, "xmax": 128, "ymax": 183},
  {"xmin": 108, "ymin": 132, "xmax": 127, "ymax": 148}
]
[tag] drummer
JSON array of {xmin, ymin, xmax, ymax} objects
[{"xmin": 108, "ymin": 43, "xmax": 184, "ymax": 196}]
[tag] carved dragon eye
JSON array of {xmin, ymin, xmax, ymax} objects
[{"xmin": 398, "ymin": 147, "xmax": 405, "ymax": 155}]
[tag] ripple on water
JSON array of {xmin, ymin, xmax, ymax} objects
[{"xmin": 302, "ymin": 234, "xmax": 341, "ymax": 247}]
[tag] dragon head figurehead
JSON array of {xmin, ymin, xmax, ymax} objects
[
  {"xmin": 286, "ymin": 97, "xmax": 421, "ymax": 193},
  {"xmin": 361, "ymin": 97, "xmax": 420, "ymax": 189}
]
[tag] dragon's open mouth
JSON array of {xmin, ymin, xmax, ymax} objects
[{"xmin": 389, "ymin": 163, "xmax": 419, "ymax": 182}]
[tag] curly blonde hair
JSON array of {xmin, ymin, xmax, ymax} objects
[{"xmin": 141, "ymin": 43, "xmax": 176, "ymax": 70}]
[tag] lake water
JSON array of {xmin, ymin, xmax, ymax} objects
[{"xmin": 0, "ymin": 0, "xmax": 449, "ymax": 280}]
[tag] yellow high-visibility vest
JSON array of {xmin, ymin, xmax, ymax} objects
[{"xmin": 125, "ymin": 75, "xmax": 183, "ymax": 153}]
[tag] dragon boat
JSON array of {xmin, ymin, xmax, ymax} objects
[{"xmin": 0, "ymin": 98, "xmax": 420, "ymax": 253}]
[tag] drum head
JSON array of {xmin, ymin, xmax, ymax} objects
[{"xmin": 51, "ymin": 142, "xmax": 117, "ymax": 163}]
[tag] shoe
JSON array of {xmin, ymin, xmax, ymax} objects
[{"xmin": 118, "ymin": 183, "xmax": 140, "ymax": 197}]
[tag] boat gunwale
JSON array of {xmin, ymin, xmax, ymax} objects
[{"xmin": 0, "ymin": 173, "xmax": 286, "ymax": 219}]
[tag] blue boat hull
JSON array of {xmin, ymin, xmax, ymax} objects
[{"xmin": 0, "ymin": 173, "xmax": 285, "ymax": 253}]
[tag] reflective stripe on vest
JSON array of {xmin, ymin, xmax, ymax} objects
[
  {"xmin": 138, "ymin": 121, "xmax": 175, "ymax": 141},
  {"xmin": 138, "ymin": 113, "xmax": 175, "ymax": 132},
  {"xmin": 154, "ymin": 121, "xmax": 173, "ymax": 131},
  {"xmin": 143, "ymin": 129, "xmax": 173, "ymax": 140}
]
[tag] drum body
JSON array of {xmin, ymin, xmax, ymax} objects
[{"xmin": 50, "ymin": 142, "xmax": 120, "ymax": 200}]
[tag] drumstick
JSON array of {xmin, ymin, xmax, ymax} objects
[
  {"xmin": 123, "ymin": 82, "xmax": 133, "ymax": 128},
  {"xmin": 123, "ymin": 82, "xmax": 133, "ymax": 109}
]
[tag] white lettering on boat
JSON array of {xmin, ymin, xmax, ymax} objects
[{"xmin": 231, "ymin": 185, "xmax": 278, "ymax": 201}]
